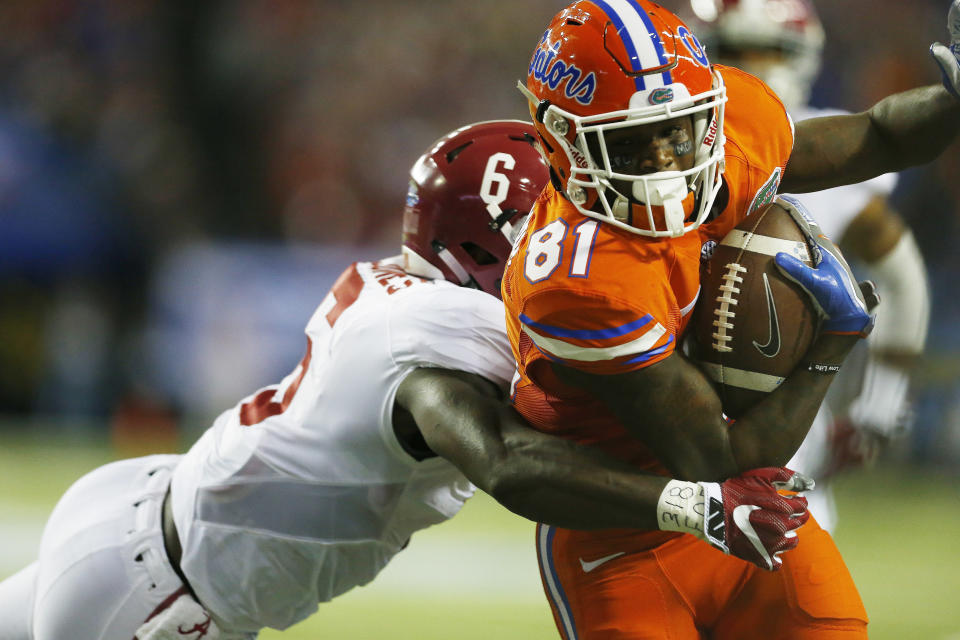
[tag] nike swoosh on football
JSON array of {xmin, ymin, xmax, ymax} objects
[
  {"xmin": 732, "ymin": 504, "xmax": 772, "ymax": 569},
  {"xmin": 578, "ymin": 551, "xmax": 626, "ymax": 573},
  {"xmin": 753, "ymin": 272, "xmax": 781, "ymax": 358}
]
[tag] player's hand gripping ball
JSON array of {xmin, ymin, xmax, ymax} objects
[{"xmin": 774, "ymin": 246, "xmax": 874, "ymax": 337}]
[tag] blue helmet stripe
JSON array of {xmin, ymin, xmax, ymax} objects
[
  {"xmin": 591, "ymin": 0, "xmax": 646, "ymax": 91},
  {"xmin": 626, "ymin": 0, "xmax": 673, "ymax": 85},
  {"xmin": 593, "ymin": 0, "xmax": 675, "ymax": 89}
]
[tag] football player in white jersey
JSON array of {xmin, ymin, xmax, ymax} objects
[
  {"xmin": 0, "ymin": 121, "xmax": 813, "ymax": 640},
  {"xmin": 690, "ymin": 0, "xmax": 932, "ymax": 531}
]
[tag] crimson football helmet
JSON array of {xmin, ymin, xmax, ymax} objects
[
  {"xmin": 402, "ymin": 120, "xmax": 549, "ymax": 298},
  {"xmin": 520, "ymin": 0, "xmax": 727, "ymax": 238},
  {"xmin": 689, "ymin": 0, "xmax": 824, "ymax": 111}
]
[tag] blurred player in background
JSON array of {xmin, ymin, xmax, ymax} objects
[
  {"xmin": 506, "ymin": 0, "xmax": 960, "ymax": 637},
  {"xmin": 691, "ymin": 0, "xmax": 932, "ymax": 531},
  {"xmin": 0, "ymin": 121, "xmax": 810, "ymax": 640}
]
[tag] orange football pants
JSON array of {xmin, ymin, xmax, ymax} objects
[{"xmin": 536, "ymin": 516, "xmax": 867, "ymax": 639}]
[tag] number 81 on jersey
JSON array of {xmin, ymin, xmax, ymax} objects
[{"xmin": 524, "ymin": 218, "xmax": 599, "ymax": 283}]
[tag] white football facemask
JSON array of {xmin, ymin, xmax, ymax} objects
[{"xmin": 520, "ymin": 70, "xmax": 727, "ymax": 238}]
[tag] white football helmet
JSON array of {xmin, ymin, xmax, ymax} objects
[{"xmin": 689, "ymin": 0, "xmax": 825, "ymax": 111}]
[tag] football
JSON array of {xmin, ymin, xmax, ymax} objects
[{"xmin": 690, "ymin": 199, "xmax": 819, "ymax": 418}]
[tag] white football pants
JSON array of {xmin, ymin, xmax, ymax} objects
[{"xmin": 0, "ymin": 455, "xmax": 193, "ymax": 640}]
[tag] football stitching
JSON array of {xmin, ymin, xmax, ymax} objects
[{"xmin": 712, "ymin": 262, "xmax": 747, "ymax": 353}]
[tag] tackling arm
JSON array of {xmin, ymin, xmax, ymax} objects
[
  {"xmin": 395, "ymin": 367, "xmax": 668, "ymax": 530},
  {"xmin": 395, "ymin": 367, "xmax": 812, "ymax": 570}
]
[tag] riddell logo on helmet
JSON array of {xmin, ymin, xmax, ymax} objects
[
  {"xmin": 571, "ymin": 146, "xmax": 588, "ymax": 169},
  {"xmin": 648, "ymin": 88, "xmax": 674, "ymax": 105},
  {"xmin": 702, "ymin": 117, "xmax": 718, "ymax": 148},
  {"xmin": 528, "ymin": 32, "xmax": 597, "ymax": 105}
]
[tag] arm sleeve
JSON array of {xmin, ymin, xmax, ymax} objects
[{"xmin": 864, "ymin": 230, "xmax": 929, "ymax": 353}]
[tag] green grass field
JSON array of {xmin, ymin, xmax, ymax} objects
[{"xmin": 1, "ymin": 435, "xmax": 958, "ymax": 639}]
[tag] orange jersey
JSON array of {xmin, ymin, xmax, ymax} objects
[{"xmin": 502, "ymin": 65, "xmax": 793, "ymax": 471}]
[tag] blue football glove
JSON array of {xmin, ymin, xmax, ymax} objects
[
  {"xmin": 930, "ymin": 0, "xmax": 960, "ymax": 99},
  {"xmin": 775, "ymin": 247, "xmax": 875, "ymax": 337}
]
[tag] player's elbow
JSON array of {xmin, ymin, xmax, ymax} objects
[
  {"xmin": 484, "ymin": 471, "xmax": 552, "ymax": 522},
  {"xmin": 480, "ymin": 447, "xmax": 531, "ymax": 503},
  {"xmin": 479, "ymin": 436, "xmax": 553, "ymax": 515}
]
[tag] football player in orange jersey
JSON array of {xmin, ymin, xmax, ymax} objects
[{"xmin": 503, "ymin": 1, "xmax": 960, "ymax": 638}]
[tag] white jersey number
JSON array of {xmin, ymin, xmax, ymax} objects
[
  {"xmin": 480, "ymin": 152, "xmax": 515, "ymax": 214},
  {"xmin": 238, "ymin": 339, "xmax": 312, "ymax": 426},
  {"xmin": 480, "ymin": 152, "xmax": 522, "ymax": 243},
  {"xmin": 523, "ymin": 219, "xmax": 599, "ymax": 283}
]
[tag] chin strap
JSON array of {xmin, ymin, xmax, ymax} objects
[
  {"xmin": 659, "ymin": 184, "xmax": 688, "ymax": 236},
  {"xmin": 610, "ymin": 176, "xmax": 691, "ymax": 236}
]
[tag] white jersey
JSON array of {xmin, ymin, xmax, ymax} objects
[
  {"xmin": 787, "ymin": 106, "xmax": 898, "ymax": 241},
  {"xmin": 169, "ymin": 256, "xmax": 515, "ymax": 633}
]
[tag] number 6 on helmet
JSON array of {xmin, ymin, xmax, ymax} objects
[{"xmin": 401, "ymin": 121, "xmax": 550, "ymax": 298}]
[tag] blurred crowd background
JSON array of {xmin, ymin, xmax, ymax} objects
[{"xmin": 1, "ymin": 0, "xmax": 959, "ymax": 465}]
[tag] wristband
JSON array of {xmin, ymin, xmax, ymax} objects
[
  {"xmin": 806, "ymin": 362, "xmax": 841, "ymax": 374},
  {"xmin": 656, "ymin": 480, "xmax": 706, "ymax": 539}
]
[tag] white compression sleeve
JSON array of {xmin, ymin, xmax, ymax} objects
[
  {"xmin": 848, "ymin": 358, "xmax": 912, "ymax": 436},
  {"xmin": 848, "ymin": 231, "xmax": 929, "ymax": 436},
  {"xmin": 867, "ymin": 231, "xmax": 930, "ymax": 354}
]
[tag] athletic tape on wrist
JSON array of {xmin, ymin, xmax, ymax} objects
[{"xmin": 656, "ymin": 480, "xmax": 706, "ymax": 539}]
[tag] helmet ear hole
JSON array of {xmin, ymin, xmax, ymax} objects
[{"xmin": 460, "ymin": 242, "xmax": 499, "ymax": 266}]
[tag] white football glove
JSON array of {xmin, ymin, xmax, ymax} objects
[{"xmin": 931, "ymin": 0, "xmax": 960, "ymax": 99}]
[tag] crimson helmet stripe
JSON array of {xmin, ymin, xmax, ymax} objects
[{"xmin": 591, "ymin": 0, "xmax": 672, "ymax": 90}]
